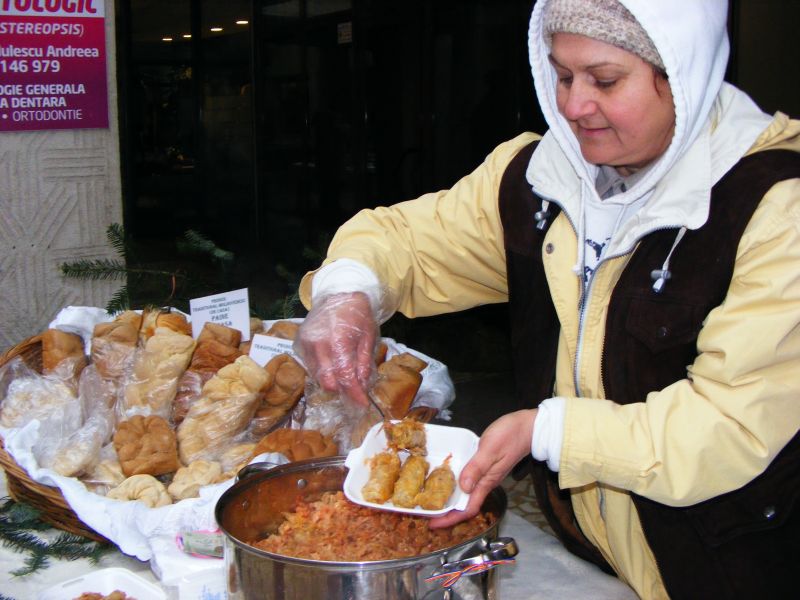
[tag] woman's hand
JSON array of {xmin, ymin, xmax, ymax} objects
[
  {"xmin": 429, "ymin": 409, "xmax": 538, "ymax": 528},
  {"xmin": 293, "ymin": 292, "xmax": 378, "ymax": 406}
]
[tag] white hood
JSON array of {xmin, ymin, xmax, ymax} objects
[{"xmin": 524, "ymin": 0, "xmax": 772, "ymax": 259}]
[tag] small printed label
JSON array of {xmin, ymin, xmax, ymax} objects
[
  {"xmin": 179, "ymin": 531, "xmax": 225, "ymax": 558},
  {"xmin": 189, "ymin": 288, "xmax": 250, "ymax": 341},
  {"xmin": 248, "ymin": 333, "xmax": 298, "ymax": 367}
]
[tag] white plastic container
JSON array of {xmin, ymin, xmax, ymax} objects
[
  {"xmin": 343, "ymin": 421, "xmax": 479, "ymax": 516},
  {"xmin": 38, "ymin": 567, "xmax": 168, "ymax": 600}
]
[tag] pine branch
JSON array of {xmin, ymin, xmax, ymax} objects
[
  {"xmin": 0, "ymin": 498, "xmax": 110, "ymax": 577},
  {"xmin": 106, "ymin": 222, "xmax": 127, "ymax": 259},
  {"xmin": 259, "ymin": 289, "xmax": 301, "ymax": 320},
  {"xmin": 12, "ymin": 552, "xmax": 49, "ymax": 577},
  {"xmin": 106, "ymin": 286, "xmax": 131, "ymax": 313},
  {"xmin": 2, "ymin": 499, "xmax": 49, "ymax": 531},
  {"xmin": 275, "ymin": 264, "xmax": 293, "ymax": 282},
  {"xmin": 48, "ymin": 532, "xmax": 110, "ymax": 562},
  {"xmin": 0, "ymin": 528, "xmax": 50, "ymax": 554},
  {"xmin": 179, "ymin": 230, "xmax": 234, "ymax": 264},
  {"xmin": 281, "ymin": 290, "xmax": 301, "ymax": 318},
  {"xmin": 60, "ymin": 259, "xmax": 129, "ymax": 281}
]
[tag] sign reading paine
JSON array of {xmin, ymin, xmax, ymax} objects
[{"xmin": 0, "ymin": 0, "xmax": 108, "ymax": 131}]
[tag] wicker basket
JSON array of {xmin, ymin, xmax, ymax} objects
[{"xmin": 0, "ymin": 334, "xmax": 108, "ymax": 543}]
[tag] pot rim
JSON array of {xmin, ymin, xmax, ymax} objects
[{"xmin": 216, "ymin": 455, "xmax": 508, "ymax": 569}]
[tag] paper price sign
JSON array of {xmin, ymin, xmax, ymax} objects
[
  {"xmin": 248, "ymin": 333, "xmax": 298, "ymax": 367},
  {"xmin": 189, "ymin": 288, "xmax": 251, "ymax": 340}
]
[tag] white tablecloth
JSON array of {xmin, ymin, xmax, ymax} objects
[{"xmin": 1, "ymin": 475, "xmax": 637, "ymax": 600}]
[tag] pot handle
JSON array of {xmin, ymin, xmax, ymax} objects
[
  {"xmin": 426, "ymin": 537, "xmax": 518, "ymax": 586},
  {"xmin": 236, "ymin": 461, "xmax": 282, "ymax": 482}
]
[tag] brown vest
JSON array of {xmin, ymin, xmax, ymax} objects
[{"xmin": 499, "ymin": 141, "xmax": 800, "ymax": 598}]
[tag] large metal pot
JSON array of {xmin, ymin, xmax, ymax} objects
[{"xmin": 215, "ymin": 456, "xmax": 517, "ymax": 600}]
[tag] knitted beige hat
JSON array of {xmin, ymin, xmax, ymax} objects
[{"xmin": 542, "ymin": 0, "xmax": 665, "ymax": 71}]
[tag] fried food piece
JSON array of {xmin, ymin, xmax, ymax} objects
[
  {"xmin": 74, "ymin": 591, "xmax": 134, "ymax": 600},
  {"xmin": 384, "ymin": 418, "xmax": 427, "ymax": 455},
  {"xmin": 361, "ymin": 451, "xmax": 401, "ymax": 504},
  {"xmin": 415, "ymin": 457, "xmax": 456, "ymax": 510},
  {"xmin": 390, "ymin": 455, "xmax": 429, "ymax": 508}
]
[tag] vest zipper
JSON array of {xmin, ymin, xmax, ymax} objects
[
  {"xmin": 574, "ymin": 271, "xmax": 593, "ymax": 397},
  {"xmin": 539, "ymin": 196, "xmax": 586, "ymax": 396}
]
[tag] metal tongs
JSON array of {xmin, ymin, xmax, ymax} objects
[{"xmin": 367, "ymin": 389, "xmax": 388, "ymax": 420}]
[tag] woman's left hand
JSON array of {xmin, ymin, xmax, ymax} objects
[{"xmin": 429, "ymin": 409, "xmax": 538, "ymax": 528}]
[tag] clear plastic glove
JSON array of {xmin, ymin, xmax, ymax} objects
[
  {"xmin": 294, "ymin": 292, "xmax": 379, "ymax": 407},
  {"xmin": 429, "ymin": 409, "xmax": 538, "ymax": 528}
]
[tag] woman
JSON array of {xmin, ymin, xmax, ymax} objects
[{"xmin": 294, "ymin": 1, "xmax": 800, "ymax": 598}]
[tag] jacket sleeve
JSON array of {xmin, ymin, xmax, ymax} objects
[
  {"xmin": 299, "ymin": 133, "xmax": 541, "ymax": 317},
  {"xmin": 559, "ymin": 178, "xmax": 800, "ymax": 506}
]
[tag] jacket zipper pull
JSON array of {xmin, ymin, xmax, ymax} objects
[
  {"xmin": 534, "ymin": 200, "xmax": 551, "ymax": 230},
  {"xmin": 650, "ymin": 269, "xmax": 672, "ymax": 293}
]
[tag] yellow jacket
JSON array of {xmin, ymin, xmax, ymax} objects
[{"xmin": 300, "ymin": 102, "xmax": 800, "ymax": 597}]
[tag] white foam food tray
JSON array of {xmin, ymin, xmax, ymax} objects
[
  {"xmin": 38, "ymin": 567, "xmax": 167, "ymax": 600},
  {"xmin": 344, "ymin": 421, "xmax": 479, "ymax": 516}
]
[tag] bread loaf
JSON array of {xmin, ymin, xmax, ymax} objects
[
  {"xmin": 167, "ymin": 460, "xmax": 224, "ymax": 500},
  {"xmin": 250, "ymin": 353, "xmax": 306, "ymax": 435},
  {"xmin": 0, "ymin": 377, "xmax": 77, "ymax": 428},
  {"xmin": 249, "ymin": 317, "xmax": 265, "ymax": 337},
  {"xmin": 187, "ymin": 338, "xmax": 242, "ymax": 374},
  {"xmin": 265, "ymin": 320, "xmax": 299, "ymax": 340},
  {"xmin": 371, "ymin": 353, "xmax": 427, "ymax": 419},
  {"xmin": 107, "ymin": 474, "xmax": 172, "ymax": 507},
  {"xmin": 139, "ymin": 308, "xmax": 192, "ymax": 346},
  {"xmin": 85, "ymin": 456, "xmax": 126, "ymax": 490},
  {"xmin": 41, "ymin": 329, "xmax": 87, "ymax": 378},
  {"xmin": 218, "ymin": 442, "xmax": 256, "ymax": 477},
  {"xmin": 120, "ymin": 327, "xmax": 195, "ymax": 418},
  {"xmin": 172, "ymin": 322, "xmax": 243, "ymax": 424},
  {"xmin": 374, "ymin": 341, "xmax": 389, "ymax": 366},
  {"xmin": 176, "ymin": 355, "xmax": 270, "ymax": 464},
  {"xmin": 90, "ymin": 311, "xmax": 141, "ymax": 379},
  {"xmin": 238, "ymin": 317, "xmax": 266, "ymax": 354},
  {"xmin": 113, "ymin": 415, "xmax": 181, "ymax": 477},
  {"xmin": 197, "ymin": 321, "xmax": 242, "ymax": 348},
  {"xmin": 251, "ymin": 428, "xmax": 338, "ymax": 462}
]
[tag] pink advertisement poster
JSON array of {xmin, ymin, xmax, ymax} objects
[{"xmin": 0, "ymin": 1, "xmax": 108, "ymax": 132}]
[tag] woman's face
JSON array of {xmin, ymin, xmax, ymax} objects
[{"xmin": 550, "ymin": 32, "xmax": 675, "ymax": 176}]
